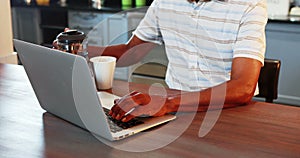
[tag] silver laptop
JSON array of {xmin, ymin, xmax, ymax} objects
[{"xmin": 13, "ymin": 39, "xmax": 176, "ymax": 141}]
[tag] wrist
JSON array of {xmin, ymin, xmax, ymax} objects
[{"xmin": 166, "ymin": 95, "xmax": 180, "ymax": 113}]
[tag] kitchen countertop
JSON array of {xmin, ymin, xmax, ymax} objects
[
  {"xmin": 268, "ymin": 15, "xmax": 300, "ymax": 24},
  {"xmin": 11, "ymin": 0, "xmax": 148, "ymax": 13},
  {"xmin": 11, "ymin": 0, "xmax": 300, "ymax": 24}
]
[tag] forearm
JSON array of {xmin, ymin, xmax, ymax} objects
[
  {"xmin": 87, "ymin": 44, "xmax": 127, "ymax": 61},
  {"xmin": 87, "ymin": 35, "xmax": 156, "ymax": 67},
  {"xmin": 166, "ymin": 58, "xmax": 261, "ymax": 113},
  {"xmin": 167, "ymin": 79, "xmax": 256, "ymax": 113}
]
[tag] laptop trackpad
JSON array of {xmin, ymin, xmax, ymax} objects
[{"xmin": 97, "ymin": 92, "xmax": 121, "ymax": 110}]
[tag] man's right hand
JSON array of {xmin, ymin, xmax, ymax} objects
[
  {"xmin": 52, "ymin": 39, "xmax": 58, "ymax": 49},
  {"xmin": 52, "ymin": 28, "xmax": 70, "ymax": 49},
  {"xmin": 109, "ymin": 91, "xmax": 176, "ymax": 122}
]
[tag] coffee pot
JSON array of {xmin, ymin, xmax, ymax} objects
[{"xmin": 56, "ymin": 29, "xmax": 89, "ymax": 60}]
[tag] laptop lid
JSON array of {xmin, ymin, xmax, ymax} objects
[{"xmin": 14, "ymin": 39, "xmax": 113, "ymax": 140}]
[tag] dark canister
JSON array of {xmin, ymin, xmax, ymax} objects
[{"xmin": 56, "ymin": 29, "xmax": 88, "ymax": 59}]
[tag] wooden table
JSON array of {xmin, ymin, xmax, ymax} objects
[{"xmin": 0, "ymin": 63, "xmax": 300, "ymax": 158}]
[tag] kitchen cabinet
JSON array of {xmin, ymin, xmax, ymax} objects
[
  {"xmin": 68, "ymin": 11, "xmax": 144, "ymax": 46},
  {"xmin": 11, "ymin": 7, "xmax": 42, "ymax": 44},
  {"xmin": 40, "ymin": 9, "xmax": 68, "ymax": 47},
  {"xmin": 12, "ymin": 7, "xmax": 68, "ymax": 47},
  {"xmin": 68, "ymin": 11, "xmax": 112, "ymax": 46},
  {"xmin": 265, "ymin": 22, "xmax": 300, "ymax": 106}
]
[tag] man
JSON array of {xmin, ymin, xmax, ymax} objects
[{"xmin": 87, "ymin": 0, "xmax": 267, "ymax": 122}]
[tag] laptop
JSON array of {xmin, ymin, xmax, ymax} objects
[{"xmin": 13, "ymin": 39, "xmax": 176, "ymax": 141}]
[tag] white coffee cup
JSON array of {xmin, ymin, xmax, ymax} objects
[{"xmin": 90, "ymin": 56, "xmax": 116, "ymax": 90}]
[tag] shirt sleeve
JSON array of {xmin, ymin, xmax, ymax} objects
[
  {"xmin": 233, "ymin": 0, "xmax": 268, "ymax": 65},
  {"xmin": 132, "ymin": 0, "xmax": 163, "ymax": 45}
]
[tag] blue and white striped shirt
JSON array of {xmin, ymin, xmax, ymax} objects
[{"xmin": 133, "ymin": 0, "xmax": 267, "ymax": 91}]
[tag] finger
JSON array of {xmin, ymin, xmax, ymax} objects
[
  {"xmin": 109, "ymin": 91, "xmax": 142, "ymax": 119},
  {"xmin": 64, "ymin": 28, "xmax": 70, "ymax": 32},
  {"xmin": 128, "ymin": 91, "xmax": 142, "ymax": 97},
  {"xmin": 120, "ymin": 91, "xmax": 139, "ymax": 99},
  {"xmin": 113, "ymin": 91, "xmax": 140, "ymax": 106},
  {"xmin": 121, "ymin": 107, "xmax": 145, "ymax": 122},
  {"xmin": 121, "ymin": 113, "xmax": 135, "ymax": 122},
  {"xmin": 117, "ymin": 107, "xmax": 137, "ymax": 121},
  {"xmin": 114, "ymin": 91, "xmax": 138, "ymax": 104},
  {"xmin": 112, "ymin": 105, "xmax": 131, "ymax": 120},
  {"xmin": 110, "ymin": 98, "xmax": 138, "ymax": 120},
  {"xmin": 52, "ymin": 39, "xmax": 58, "ymax": 49},
  {"xmin": 113, "ymin": 98, "xmax": 120, "ymax": 104},
  {"xmin": 129, "ymin": 91, "xmax": 140, "ymax": 96},
  {"xmin": 110, "ymin": 104, "xmax": 121, "ymax": 118},
  {"xmin": 109, "ymin": 93, "xmax": 135, "ymax": 116}
]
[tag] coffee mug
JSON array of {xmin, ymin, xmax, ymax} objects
[{"xmin": 90, "ymin": 56, "xmax": 116, "ymax": 90}]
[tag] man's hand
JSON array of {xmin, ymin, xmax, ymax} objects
[
  {"xmin": 52, "ymin": 28, "xmax": 70, "ymax": 49},
  {"xmin": 109, "ymin": 91, "xmax": 176, "ymax": 122},
  {"xmin": 52, "ymin": 39, "xmax": 59, "ymax": 49}
]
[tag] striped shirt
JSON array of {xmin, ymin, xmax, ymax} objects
[{"xmin": 133, "ymin": 0, "xmax": 268, "ymax": 91}]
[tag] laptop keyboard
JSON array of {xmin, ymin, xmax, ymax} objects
[{"xmin": 103, "ymin": 108, "xmax": 144, "ymax": 133}]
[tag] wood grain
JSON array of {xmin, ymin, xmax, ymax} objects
[{"xmin": 0, "ymin": 64, "xmax": 299, "ymax": 158}]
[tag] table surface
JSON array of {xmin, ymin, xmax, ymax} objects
[{"xmin": 0, "ymin": 63, "xmax": 300, "ymax": 158}]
